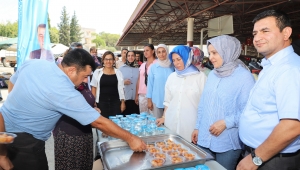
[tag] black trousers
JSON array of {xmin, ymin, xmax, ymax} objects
[
  {"xmin": 97, "ymin": 99, "xmax": 121, "ymax": 118},
  {"xmin": 122, "ymin": 100, "xmax": 140, "ymax": 116},
  {"xmin": 244, "ymin": 146, "xmax": 300, "ymax": 170},
  {"xmin": 7, "ymin": 133, "xmax": 48, "ymax": 170}
]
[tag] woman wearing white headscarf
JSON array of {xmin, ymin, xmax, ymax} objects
[
  {"xmin": 119, "ymin": 51, "xmax": 140, "ymax": 115},
  {"xmin": 156, "ymin": 45, "xmax": 207, "ymax": 141},
  {"xmin": 191, "ymin": 35, "xmax": 255, "ymax": 170},
  {"xmin": 146, "ymin": 44, "xmax": 174, "ymax": 118}
]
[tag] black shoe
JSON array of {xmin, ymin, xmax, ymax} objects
[{"xmin": 0, "ymin": 97, "xmax": 2, "ymax": 101}]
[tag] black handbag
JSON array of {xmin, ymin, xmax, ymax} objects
[{"xmin": 144, "ymin": 64, "xmax": 148, "ymax": 86}]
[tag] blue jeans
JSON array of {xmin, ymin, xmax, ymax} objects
[{"xmin": 197, "ymin": 145, "xmax": 241, "ymax": 170}]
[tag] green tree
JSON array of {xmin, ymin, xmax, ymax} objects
[
  {"xmin": 47, "ymin": 13, "xmax": 51, "ymax": 29},
  {"xmin": 58, "ymin": 6, "xmax": 70, "ymax": 46},
  {"xmin": 92, "ymin": 33, "xmax": 106, "ymax": 48},
  {"xmin": 49, "ymin": 27, "xmax": 59, "ymax": 43},
  {"xmin": 106, "ymin": 46, "xmax": 117, "ymax": 52},
  {"xmin": 70, "ymin": 11, "xmax": 82, "ymax": 43},
  {"xmin": 0, "ymin": 21, "xmax": 18, "ymax": 38},
  {"xmin": 99, "ymin": 32, "xmax": 120, "ymax": 47}
]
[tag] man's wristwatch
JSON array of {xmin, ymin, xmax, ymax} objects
[{"xmin": 251, "ymin": 150, "xmax": 263, "ymax": 166}]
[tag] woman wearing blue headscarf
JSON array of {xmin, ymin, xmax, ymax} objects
[
  {"xmin": 156, "ymin": 45, "xmax": 207, "ymax": 141},
  {"xmin": 191, "ymin": 35, "xmax": 255, "ymax": 170}
]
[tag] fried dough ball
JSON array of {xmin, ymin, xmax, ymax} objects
[
  {"xmin": 184, "ymin": 152, "xmax": 195, "ymax": 161},
  {"xmin": 151, "ymin": 158, "xmax": 164, "ymax": 167},
  {"xmin": 154, "ymin": 153, "xmax": 166, "ymax": 160},
  {"xmin": 171, "ymin": 156, "xmax": 183, "ymax": 164}
]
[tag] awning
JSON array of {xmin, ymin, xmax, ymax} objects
[
  {"xmin": 0, "ymin": 38, "xmax": 18, "ymax": 51},
  {"xmin": 118, "ymin": 0, "xmax": 300, "ymax": 46}
]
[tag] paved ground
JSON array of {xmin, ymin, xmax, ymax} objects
[{"xmin": 0, "ymin": 64, "xmax": 102, "ymax": 170}]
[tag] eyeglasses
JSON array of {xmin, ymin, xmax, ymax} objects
[{"xmin": 104, "ymin": 58, "xmax": 114, "ymax": 61}]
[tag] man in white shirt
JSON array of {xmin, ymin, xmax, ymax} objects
[{"xmin": 237, "ymin": 10, "xmax": 300, "ymax": 170}]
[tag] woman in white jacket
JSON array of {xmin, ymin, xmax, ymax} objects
[
  {"xmin": 91, "ymin": 51, "xmax": 125, "ymax": 118},
  {"xmin": 156, "ymin": 46, "xmax": 207, "ymax": 141}
]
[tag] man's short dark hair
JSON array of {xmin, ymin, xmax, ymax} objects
[
  {"xmin": 37, "ymin": 24, "xmax": 46, "ymax": 32},
  {"xmin": 70, "ymin": 42, "xmax": 83, "ymax": 49},
  {"xmin": 252, "ymin": 10, "xmax": 291, "ymax": 31},
  {"xmin": 121, "ymin": 49, "xmax": 128, "ymax": 53},
  {"xmin": 61, "ymin": 48, "xmax": 96, "ymax": 72}
]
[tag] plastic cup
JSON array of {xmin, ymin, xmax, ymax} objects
[
  {"xmin": 169, "ymin": 156, "xmax": 184, "ymax": 164},
  {"xmin": 167, "ymin": 150, "xmax": 179, "ymax": 158},
  {"xmin": 177, "ymin": 147, "xmax": 190, "ymax": 156},
  {"xmin": 153, "ymin": 153, "xmax": 167, "ymax": 161},
  {"xmin": 183, "ymin": 151, "xmax": 196, "ymax": 161},
  {"xmin": 121, "ymin": 117, "xmax": 128, "ymax": 121},
  {"xmin": 161, "ymin": 145, "xmax": 173, "ymax": 153},
  {"xmin": 109, "ymin": 116, "xmax": 117, "ymax": 120},
  {"xmin": 156, "ymin": 127, "xmax": 165, "ymax": 134},
  {"xmin": 140, "ymin": 112, "xmax": 147, "ymax": 116},
  {"xmin": 195, "ymin": 165, "xmax": 210, "ymax": 170},
  {"xmin": 116, "ymin": 115, "xmax": 123, "ymax": 119},
  {"xmin": 150, "ymin": 158, "xmax": 165, "ymax": 167},
  {"xmin": 155, "ymin": 141, "xmax": 166, "ymax": 148},
  {"xmin": 148, "ymin": 147, "xmax": 160, "ymax": 155}
]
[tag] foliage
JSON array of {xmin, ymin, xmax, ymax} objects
[
  {"xmin": 106, "ymin": 46, "xmax": 117, "ymax": 52},
  {"xmin": 57, "ymin": 6, "xmax": 70, "ymax": 46},
  {"xmin": 0, "ymin": 21, "xmax": 18, "ymax": 38},
  {"xmin": 92, "ymin": 32, "xmax": 120, "ymax": 52},
  {"xmin": 49, "ymin": 27, "xmax": 59, "ymax": 43},
  {"xmin": 98, "ymin": 32, "xmax": 120, "ymax": 47},
  {"xmin": 47, "ymin": 13, "xmax": 51, "ymax": 29},
  {"xmin": 92, "ymin": 33, "xmax": 106, "ymax": 48},
  {"xmin": 70, "ymin": 11, "xmax": 82, "ymax": 43}
]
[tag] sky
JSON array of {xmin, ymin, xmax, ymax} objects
[{"xmin": 0, "ymin": 0, "xmax": 140, "ymax": 35}]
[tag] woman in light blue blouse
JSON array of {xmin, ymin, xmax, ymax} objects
[
  {"xmin": 119, "ymin": 51, "xmax": 140, "ymax": 115},
  {"xmin": 146, "ymin": 44, "xmax": 174, "ymax": 118},
  {"xmin": 191, "ymin": 35, "xmax": 255, "ymax": 170}
]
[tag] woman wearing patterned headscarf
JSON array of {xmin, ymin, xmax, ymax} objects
[
  {"xmin": 191, "ymin": 35, "xmax": 255, "ymax": 170},
  {"xmin": 119, "ymin": 51, "xmax": 140, "ymax": 115},
  {"xmin": 156, "ymin": 45, "xmax": 207, "ymax": 141},
  {"xmin": 146, "ymin": 44, "xmax": 174, "ymax": 118}
]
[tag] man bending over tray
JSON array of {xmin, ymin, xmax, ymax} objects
[{"xmin": 0, "ymin": 48, "xmax": 146, "ymax": 170}]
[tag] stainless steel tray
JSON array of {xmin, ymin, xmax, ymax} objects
[{"xmin": 99, "ymin": 134, "xmax": 214, "ymax": 170}]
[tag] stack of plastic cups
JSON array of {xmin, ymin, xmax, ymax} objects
[
  {"xmin": 140, "ymin": 116, "xmax": 147, "ymax": 136},
  {"xmin": 134, "ymin": 119, "xmax": 143, "ymax": 136},
  {"xmin": 110, "ymin": 118, "xmax": 122, "ymax": 140},
  {"xmin": 146, "ymin": 117, "xmax": 157, "ymax": 136},
  {"xmin": 123, "ymin": 120, "xmax": 131, "ymax": 132}
]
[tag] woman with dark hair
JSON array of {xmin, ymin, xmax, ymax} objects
[
  {"xmin": 119, "ymin": 51, "xmax": 140, "ymax": 115},
  {"xmin": 135, "ymin": 44, "xmax": 157, "ymax": 113},
  {"xmin": 91, "ymin": 51, "xmax": 126, "ymax": 118},
  {"xmin": 146, "ymin": 44, "xmax": 174, "ymax": 118}
]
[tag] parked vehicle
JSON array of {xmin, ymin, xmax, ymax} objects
[{"xmin": 0, "ymin": 50, "xmax": 16, "ymax": 67}]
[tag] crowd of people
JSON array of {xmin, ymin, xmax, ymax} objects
[{"xmin": 0, "ymin": 9, "xmax": 299, "ymax": 170}]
